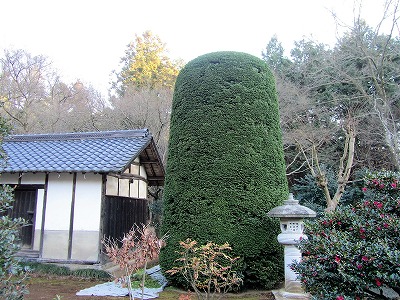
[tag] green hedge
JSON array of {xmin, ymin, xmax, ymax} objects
[{"xmin": 160, "ymin": 51, "xmax": 288, "ymax": 289}]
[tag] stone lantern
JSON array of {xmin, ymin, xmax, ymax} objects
[{"xmin": 268, "ymin": 193, "xmax": 316, "ymax": 300}]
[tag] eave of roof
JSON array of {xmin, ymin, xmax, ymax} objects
[{"xmin": 0, "ymin": 129, "xmax": 165, "ymax": 185}]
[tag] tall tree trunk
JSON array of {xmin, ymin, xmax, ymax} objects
[{"xmin": 326, "ymin": 124, "xmax": 356, "ymax": 212}]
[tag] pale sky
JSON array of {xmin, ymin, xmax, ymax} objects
[{"xmin": 0, "ymin": 0, "xmax": 391, "ymax": 96}]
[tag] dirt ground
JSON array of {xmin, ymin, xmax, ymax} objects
[
  {"xmin": 25, "ymin": 275, "xmax": 276, "ymax": 300},
  {"xmin": 25, "ymin": 275, "xmax": 117, "ymax": 300}
]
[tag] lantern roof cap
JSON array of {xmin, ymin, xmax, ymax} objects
[{"xmin": 268, "ymin": 193, "xmax": 317, "ymax": 218}]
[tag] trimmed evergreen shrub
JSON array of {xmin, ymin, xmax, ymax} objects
[{"xmin": 160, "ymin": 51, "xmax": 288, "ymax": 289}]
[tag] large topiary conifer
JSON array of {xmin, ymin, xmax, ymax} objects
[{"xmin": 160, "ymin": 51, "xmax": 288, "ymax": 289}]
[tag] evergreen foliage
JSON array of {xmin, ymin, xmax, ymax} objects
[
  {"xmin": 0, "ymin": 184, "xmax": 29, "ymax": 299},
  {"xmin": 291, "ymin": 170, "xmax": 400, "ymax": 299},
  {"xmin": 292, "ymin": 166, "xmax": 366, "ymax": 215},
  {"xmin": 0, "ymin": 118, "xmax": 30, "ymax": 299},
  {"xmin": 160, "ymin": 51, "xmax": 288, "ymax": 289}
]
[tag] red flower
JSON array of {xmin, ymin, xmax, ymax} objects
[
  {"xmin": 384, "ymin": 223, "xmax": 389, "ymax": 228},
  {"xmin": 336, "ymin": 296, "xmax": 344, "ymax": 300},
  {"xmin": 356, "ymin": 263, "xmax": 363, "ymax": 270},
  {"xmin": 374, "ymin": 201, "xmax": 383, "ymax": 209},
  {"xmin": 362, "ymin": 256, "xmax": 369, "ymax": 262},
  {"xmin": 335, "ymin": 256, "xmax": 341, "ymax": 263},
  {"xmin": 391, "ymin": 182, "xmax": 397, "ymax": 188},
  {"xmin": 362, "ymin": 187, "xmax": 367, "ymax": 192},
  {"xmin": 375, "ymin": 278, "xmax": 382, "ymax": 287},
  {"xmin": 359, "ymin": 228, "xmax": 366, "ymax": 234}
]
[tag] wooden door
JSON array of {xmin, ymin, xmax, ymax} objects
[{"xmin": 10, "ymin": 188, "xmax": 38, "ymax": 249}]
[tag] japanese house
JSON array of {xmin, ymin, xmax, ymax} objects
[{"xmin": 0, "ymin": 129, "xmax": 164, "ymax": 264}]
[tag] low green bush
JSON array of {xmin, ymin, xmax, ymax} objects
[
  {"xmin": 131, "ymin": 270, "xmax": 161, "ymax": 289},
  {"xmin": 71, "ymin": 268, "xmax": 111, "ymax": 280},
  {"xmin": 23, "ymin": 262, "xmax": 111, "ymax": 280}
]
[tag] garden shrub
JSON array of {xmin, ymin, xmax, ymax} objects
[
  {"xmin": 160, "ymin": 51, "xmax": 288, "ymax": 289},
  {"xmin": 23, "ymin": 261, "xmax": 111, "ymax": 279},
  {"xmin": 166, "ymin": 239, "xmax": 242, "ymax": 299},
  {"xmin": 0, "ymin": 185, "xmax": 29, "ymax": 299},
  {"xmin": 291, "ymin": 170, "xmax": 400, "ymax": 299}
]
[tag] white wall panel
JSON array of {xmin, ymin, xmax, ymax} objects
[
  {"xmin": 0, "ymin": 173, "xmax": 19, "ymax": 184},
  {"xmin": 73, "ymin": 173, "xmax": 102, "ymax": 231},
  {"xmin": 45, "ymin": 173, "xmax": 73, "ymax": 230},
  {"xmin": 35, "ymin": 189, "xmax": 44, "ymax": 230},
  {"xmin": 20, "ymin": 173, "xmax": 46, "ymax": 184}
]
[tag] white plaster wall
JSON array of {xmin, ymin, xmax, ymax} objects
[
  {"xmin": 139, "ymin": 165, "xmax": 147, "ymax": 198},
  {"xmin": 33, "ymin": 189, "xmax": 44, "ymax": 251},
  {"xmin": 41, "ymin": 173, "xmax": 73, "ymax": 260},
  {"xmin": 130, "ymin": 180, "xmax": 139, "ymax": 198},
  {"xmin": 0, "ymin": 172, "xmax": 47, "ymax": 185},
  {"xmin": 106, "ymin": 162, "xmax": 148, "ymax": 199},
  {"xmin": 20, "ymin": 173, "xmax": 46, "ymax": 184},
  {"xmin": 35, "ymin": 189, "xmax": 44, "ymax": 230},
  {"xmin": 106, "ymin": 176, "xmax": 118, "ymax": 196},
  {"xmin": 42, "ymin": 231, "xmax": 69, "ymax": 259},
  {"xmin": 71, "ymin": 231, "xmax": 99, "ymax": 261},
  {"xmin": 131, "ymin": 164, "xmax": 139, "ymax": 174},
  {"xmin": 45, "ymin": 173, "xmax": 73, "ymax": 230},
  {"xmin": 0, "ymin": 173, "xmax": 19, "ymax": 184},
  {"xmin": 73, "ymin": 173, "xmax": 102, "ymax": 231},
  {"xmin": 71, "ymin": 174, "xmax": 102, "ymax": 261}
]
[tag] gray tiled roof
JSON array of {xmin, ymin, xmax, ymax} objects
[{"xmin": 0, "ymin": 129, "xmax": 153, "ymax": 173}]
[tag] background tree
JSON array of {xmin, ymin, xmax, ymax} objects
[
  {"xmin": 0, "ymin": 49, "xmax": 105, "ymax": 134},
  {"xmin": 107, "ymin": 87, "xmax": 172, "ymax": 163},
  {"xmin": 112, "ymin": 30, "xmax": 183, "ymax": 95},
  {"xmin": 263, "ymin": 0, "xmax": 400, "ymax": 210},
  {"xmin": 0, "ymin": 49, "xmax": 52, "ymax": 132},
  {"xmin": 160, "ymin": 51, "xmax": 288, "ymax": 289},
  {"xmin": 108, "ymin": 31, "xmax": 183, "ymax": 163}
]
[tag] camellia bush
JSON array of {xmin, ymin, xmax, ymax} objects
[
  {"xmin": 291, "ymin": 170, "xmax": 400, "ymax": 299},
  {"xmin": 160, "ymin": 51, "xmax": 288, "ymax": 289}
]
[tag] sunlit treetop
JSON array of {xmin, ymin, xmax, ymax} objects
[{"xmin": 115, "ymin": 31, "xmax": 183, "ymax": 95}]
